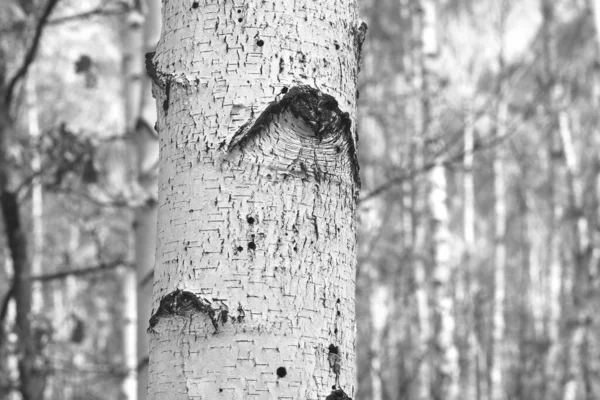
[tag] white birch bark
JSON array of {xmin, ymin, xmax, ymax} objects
[
  {"xmin": 122, "ymin": 7, "xmax": 147, "ymax": 399},
  {"xmin": 429, "ymin": 162, "xmax": 459, "ymax": 400},
  {"xmin": 26, "ymin": 72, "xmax": 43, "ymax": 316},
  {"xmin": 490, "ymin": 100, "xmax": 507, "ymax": 400},
  {"xmin": 134, "ymin": 1, "xmax": 161, "ymax": 398},
  {"xmin": 539, "ymin": 2, "xmax": 562, "ymax": 398},
  {"xmin": 462, "ymin": 99, "xmax": 481, "ymax": 400},
  {"xmin": 558, "ymin": 110, "xmax": 591, "ymax": 400},
  {"xmin": 410, "ymin": 1, "xmax": 432, "ymax": 398},
  {"xmin": 146, "ymin": 1, "xmax": 365, "ymax": 398}
]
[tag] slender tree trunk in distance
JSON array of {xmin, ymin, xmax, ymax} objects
[
  {"xmin": 429, "ymin": 162, "xmax": 459, "ymax": 400},
  {"xmin": 133, "ymin": 0, "xmax": 160, "ymax": 398},
  {"xmin": 146, "ymin": 1, "xmax": 365, "ymax": 398},
  {"xmin": 27, "ymin": 71, "xmax": 44, "ymax": 316},
  {"xmin": 539, "ymin": 2, "xmax": 562, "ymax": 398},
  {"xmin": 463, "ymin": 99, "xmax": 482, "ymax": 400},
  {"xmin": 558, "ymin": 110, "xmax": 592, "ymax": 400},
  {"xmin": 410, "ymin": 1, "xmax": 431, "ymax": 397},
  {"xmin": 122, "ymin": 5, "xmax": 149, "ymax": 398},
  {"xmin": 420, "ymin": 1, "xmax": 460, "ymax": 398},
  {"xmin": 0, "ymin": 46, "xmax": 46, "ymax": 400},
  {"xmin": 490, "ymin": 99, "xmax": 507, "ymax": 400}
]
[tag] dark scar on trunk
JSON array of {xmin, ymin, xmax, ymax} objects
[
  {"xmin": 222, "ymin": 85, "xmax": 360, "ymax": 186},
  {"xmin": 148, "ymin": 289, "xmax": 231, "ymax": 333}
]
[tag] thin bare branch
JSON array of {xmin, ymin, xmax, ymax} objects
[
  {"xmin": 30, "ymin": 259, "xmax": 132, "ymax": 282},
  {"xmin": 4, "ymin": 0, "xmax": 61, "ymax": 106}
]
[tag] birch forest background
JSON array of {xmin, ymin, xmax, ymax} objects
[{"xmin": 1, "ymin": 0, "xmax": 600, "ymax": 399}]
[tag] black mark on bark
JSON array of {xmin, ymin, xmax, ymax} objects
[
  {"xmin": 325, "ymin": 389, "xmax": 352, "ymax": 400},
  {"xmin": 163, "ymin": 81, "xmax": 171, "ymax": 114},
  {"xmin": 352, "ymin": 21, "xmax": 368, "ymax": 74},
  {"xmin": 145, "ymin": 52, "xmax": 159, "ymax": 84}
]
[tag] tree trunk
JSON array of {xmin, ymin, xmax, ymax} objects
[
  {"xmin": 429, "ymin": 161, "xmax": 459, "ymax": 400},
  {"xmin": 462, "ymin": 99, "xmax": 483, "ymax": 400},
  {"xmin": 26, "ymin": 71, "xmax": 44, "ymax": 316},
  {"xmin": 146, "ymin": 1, "xmax": 365, "ymax": 398},
  {"xmin": 558, "ymin": 110, "xmax": 592, "ymax": 400},
  {"xmin": 134, "ymin": 0, "xmax": 161, "ymax": 398},
  {"xmin": 490, "ymin": 99, "xmax": 507, "ymax": 400},
  {"xmin": 410, "ymin": 1, "xmax": 432, "ymax": 398}
]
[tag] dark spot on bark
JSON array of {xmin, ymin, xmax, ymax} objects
[
  {"xmin": 237, "ymin": 246, "xmax": 243, "ymax": 252},
  {"xmin": 336, "ymin": 298, "xmax": 341, "ymax": 304},
  {"xmin": 238, "ymin": 17, "xmax": 243, "ymax": 22},
  {"xmin": 276, "ymin": 367, "xmax": 287, "ymax": 378},
  {"xmin": 219, "ymin": 388, "xmax": 223, "ymax": 392},
  {"xmin": 192, "ymin": 1, "xmax": 199, "ymax": 8},
  {"xmin": 189, "ymin": 209, "xmax": 194, "ymax": 213},
  {"xmin": 293, "ymin": 246, "xmax": 298, "ymax": 252},
  {"xmin": 247, "ymin": 216, "xmax": 255, "ymax": 224},
  {"xmin": 279, "ymin": 57, "xmax": 284, "ymax": 73},
  {"xmin": 326, "ymin": 388, "xmax": 352, "ymax": 400},
  {"xmin": 248, "ymin": 242, "xmax": 256, "ymax": 250},
  {"xmin": 328, "ymin": 344, "xmax": 339, "ymax": 354},
  {"xmin": 266, "ymin": 174, "xmax": 272, "ymax": 180},
  {"xmin": 335, "ymin": 146, "xmax": 341, "ymax": 153},
  {"xmin": 163, "ymin": 81, "xmax": 171, "ymax": 114},
  {"xmin": 257, "ymin": 39, "xmax": 264, "ymax": 47},
  {"xmin": 281, "ymin": 87, "xmax": 288, "ymax": 94},
  {"xmin": 334, "ymin": 43, "xmax": 340, "ymax": 50},
  {"xmin": 334, "ymin": 328, "xmax": 338, "ymax": 334},
  {"xmin": 337, "ymin": 311, "xmax": 341, "ymax": 316},
  {"xmin": 237, "ymin": 9, "xmax": 242, "ymax": 13}
]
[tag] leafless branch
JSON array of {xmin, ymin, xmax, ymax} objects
[
  {"xmin": 4, "ymin": 0, "xmax": 61, "ymax": 106},
  {"xmin": 30, "ymin": 259, "xmax": 132, "ymax": 282}
]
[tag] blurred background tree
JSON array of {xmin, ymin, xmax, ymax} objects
[{"xmin": 0, "ymin": 0, "xmax": 599, "ymax": 399}]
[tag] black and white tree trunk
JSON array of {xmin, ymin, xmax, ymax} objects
[{"xmin": 146, "ymin": 1, "xmax": 365, "ymax": 398}]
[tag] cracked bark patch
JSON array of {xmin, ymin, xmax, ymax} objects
[{"xmin": 222, "ymin": 85, "xmax": 360, "ymax": 188}]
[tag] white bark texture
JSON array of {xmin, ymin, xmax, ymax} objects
[
  {"xmin": 146, "ymin": 1, "xmax": 364, "ymax": 399},
  {"xmin": 429, "ymin": 163, "xmax": 459, "ymax": 400},
  {"xmin": 123, "ymin": 7, "xmax": 149, "ymax": 399},
  {"xmin": 26, "ymin": 71, "xmax": 43, "ymax": 315},
  {"xmin": 490, "ymin": 101, "xmax": 507, "ymax": 400}
]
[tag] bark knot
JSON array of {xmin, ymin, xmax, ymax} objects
[
  {"xmin": 148, "ymin": 289, "xmax": 231, "ymax": 333},
  {"xmin": 222, "ymin": 86, "xmax": 360, "ymax": 187}
]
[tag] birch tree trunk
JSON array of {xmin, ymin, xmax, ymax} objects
[
  {"xmin": 490, "ymin": 99, "xmax": 507, "ymax": 400},
  {"xmin": 558, "ymin": 110, "xmax": 592, "ymax": 400},
  {"xmin": 146, "ymin": 1, "xmax": 365, "ymax": 398},
  {"xmin": 132, "ymin": 0, "xmax": 161, "ymax": 398},
  {"xmin": 462, "ymin": 99, "xmax": 483, "ymax": 400},
  {"xmin": 410, "ymin": 1, "xmax": 431, "ymax": 397},
  {"xmin": 540, "ymin": 2, "xmax": 562, "ymax": 398},
  {"xmin": 26, "ymin": 71, "xmax": 43, "ymax": 316}
]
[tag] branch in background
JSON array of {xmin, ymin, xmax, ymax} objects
[
  {"xmin": 30, "ymin": 260, "xmax": 132, "ymax": 282},
  {"xmin": 47, "ymin": 4, "xmax": 129, "ymax": 26},
  {"xmin": 358, "ymin": 123, "xmax": 519, "ymax": 204},
  {"xmin": 4, "ymin": 0, "xmax": 61, "ymax": 106},
  {"xmin": 0, "ymin": 3, "xmax": 129, "ymax": 35},
  {"xmin": 0, "ymin": 283, "xmax": 15, "ymax": 330}
]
